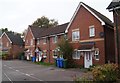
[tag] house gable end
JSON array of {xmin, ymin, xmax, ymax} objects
[
  {"xmin": 65, "ymin": 2, "xmax": 105, "ymax": 33},
  {"xmin": 24, "ymin": 27, "xmax": 35, "ymax": 41},
  {"xmin": 1, "ymin": 32, "xmax": 12, "ymax": 44}
]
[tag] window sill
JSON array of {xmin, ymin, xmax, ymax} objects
[
  {"xmin": 43, "ymin": 43, "xmax": 46, "ymax": 45},
  {"xmin": 89, "ymin": 36, "xmax": 95, "ymax": 38},
  {"xmin": 72, "ymin": 58, "xmax": 80, "ymax": 60},
  {"xmin": 95, "ymin": 59, "xmax": 99, "ymax": 60}
]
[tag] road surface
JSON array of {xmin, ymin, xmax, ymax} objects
[{"xmin": 2, "ymin": 60, "xmax": 84, "ymax": 82}]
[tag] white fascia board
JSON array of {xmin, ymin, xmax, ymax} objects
[
  {"xmin": 1, "ymin": 32, "xmax": 12, "ymax": 43},
  {"xmin": 65, "ymin": 2, "xmax": 105, "ymax": 33}
]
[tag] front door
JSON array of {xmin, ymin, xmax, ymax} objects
[{"xmin": 84, "ymin": 52, "xmax": 92, "ymax": 68}]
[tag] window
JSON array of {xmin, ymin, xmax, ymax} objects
[
  {"xmin": 30, "ymin": 39, "xmax": 33, "ymax": 45},
  {"xmin": 72, "ymin": 30, "xmax": 80, "ymax": 41},
  {"xmin": 37, "ymin": 39, "xmax": 40, "ymax": 45},
  {"xmin": 6, "ymin": 42, "xmax": 9, "ymax": 47},
  {"xmin": 53, "ymin": 36, "xmax": 58, "ymax": 43},
  {"xmin": 64, "ymin": 34, "xmax": 67, "ymax": 40},
  {"xmin": 26, "ymin": 40, "xmax": 28, "ymax": 44},
  {"xmin": 72, "ymin": 50, "xmax": 80, "ymax": 59},
  {"xmin": 43, "ymin": 51, "xmax": 47, "ymax": 58},
  {"xmin": 53, "ymin": 50, "xmax": 58, "ymax": 58},
  {"xmin": 43, "ymin": 38, "xmax": 47, "ymax": 44},
  {"xmin": 89, "ymin": 25, "xmax": 95, "ymax": 37},
  {"xmin": 94, "ymin": 49, "xmax": 99, "ymax": 60},
  {"xmin": 0, "ymin": 42, "xmax": 2, "ymax": 48}
]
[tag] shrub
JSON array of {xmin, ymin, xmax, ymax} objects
[{"xmin": 92, "ymin": 63, "xmax": 119, "ymax": 82}]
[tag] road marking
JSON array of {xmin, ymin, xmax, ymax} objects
[
  {"xmin": 15, "ymin": 70, "xmax": 19, "ymax": 72},
  {"xmin": 3, "ymin": 63, "xmax": 44, "ymax": 82},
  {"xmin": 25, "ymin": 74, "xmax": 30, "ymax": 76},
  {"xmin": 9, "ymin": 67, "xmax": 12, "ymax": 69},
  {"xmin": 4, "ymin": 65, "xmax": 6, "ymax": 66},
  {"xmin": 3, "ymin": 72, "xmax": 13, "ymax": 83}
]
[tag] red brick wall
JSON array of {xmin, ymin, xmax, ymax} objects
[
  {"xmin": 12, "ymin": 45, "xmax": 24, "ymax": 59},
  {"xmin": 2, "ymin": 34, "xmax": 11, "ymax": 50},
  {"xmin": 67, "ymin": 5, "xmax": 105, "ymax": 66},
  {"xmin": 1, "ymin": 33, "xmax": 24, "ymax": 59},
  {"xmin": 37, "ymin": 35, "xmax": 63, "ymax": 63},
  {"xmin": 25, "ymin": 28, "xmax": 35, "ymax": 57}
]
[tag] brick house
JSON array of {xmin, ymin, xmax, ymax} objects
[
  {"xmin": 24, "ymin": 25, "xmax": 47, "ymax": 61},
  {"xmin": 24, "ymin": 23, "xmax": 68, "ymax": 63},
  {"xmin": 24, "ymin": 2, "xmax": 115, "ymax": 68},
  {"xmin": 66, "ymin": 2, "xmax": 115, "ymax": 68},
  {"xmin": 107, "ymin": 0, "xmax": 120, "ymax": 66},
  {"xmin": 37, "ymin": 23, "xmax": 68, "ymax": 63},
  {"xmin": 0, "ymin": 32, "xmax": 24, "ymax": 59}
]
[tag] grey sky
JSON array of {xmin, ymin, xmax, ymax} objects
[{"xmin": 0, "ymin": 0, "xmax": 113, "ymax": 33}]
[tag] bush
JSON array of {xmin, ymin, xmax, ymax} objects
[{"xmin": 92, "ymin": 63, "xmax": 119, "ymax": 82}]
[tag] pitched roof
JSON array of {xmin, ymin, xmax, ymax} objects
[
  {"xmin": 41, "ymin": 22, "xmax": 69, "ymax": 37},
  {"xmin": 5, "ymin": 32, "xmax": 24, "ymax": 45},
  {"xmin": 29, "ymin": 23, "xmax": 69, "ymax": 39},
  {"xmin": 65, "ymin": 2, "xmax": 113, "ymax": 33},
  {"xmin": 107, "ymin": 0, "xmax": 120, "ymax": 10},
  {"xmin": 29, "ymin": 25, "xmax": 47, "ymax": 38}
]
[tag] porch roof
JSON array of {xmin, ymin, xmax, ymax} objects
[{"xmin": 78, "ymin": 45, "xmax": 94, "ymax": 51}]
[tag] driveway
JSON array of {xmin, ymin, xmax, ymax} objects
[{"xmin": 2, "ymin": 60, "xmax": 84, "ymax": 82}]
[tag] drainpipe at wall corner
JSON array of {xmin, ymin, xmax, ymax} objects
[
  {"xmin": 34, "ymin": 39, "xmax": 37, "ymax": 61},
  {"xmin": 48, "ymin": 37, "xmax": 50, "ymax": 63},
  {"xmin": 114, "ymin": 9, "xmax": 120, "ymax": 68}
]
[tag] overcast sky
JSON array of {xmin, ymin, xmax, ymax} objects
[{"xmin": 0, "ymin": 0, "xmax": 113, "ymax": 33}]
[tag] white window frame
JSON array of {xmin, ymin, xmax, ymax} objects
[
  {"xmin": 37, "ymin": 39, "xmax": 40, "ymax": 45},
  {"xmin": 89, "ymin": 25, "xmax": 95, "ymax": 37},
  {"xmin": 43, "ymin": 38, "xmax": 47, "ymax": 44},
  {"xmin": 72, "ymin": 30, "xmax": 80, "ymax": 41},
  {"xmin": 43, "ymin": 51, "xmax": 47, "ymax": 58},
  {"xmin": 53, "ymin": 50, "xmax": 58, "ymax": 58},
  {"xmin": 30, "ymin": 39, "xmax": 33, "ymax": 45},
  {"xmin": 94, "ymin": 50, "xmax": 99, "ymax": 60},
  {"xmin": 6, "ymin": 42, "xmax": 9, "ymax": 47},
  {"xmin": 53, "ymin": 36, "xmax": 58, "ymax": 43},
  {"xmin": 26, "ymin": 40, "xmax": 28, "ymax": 44},
  {"xmin": 72, "ymin": 50, "xmax": 80, "ymax": 59}
]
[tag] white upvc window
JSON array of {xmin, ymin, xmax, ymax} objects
[
  {"xmin": 89, "ymin": 25, "xmax": 95, "ymax": 37},
  {"xmin": 53, "ymin": 50, "xmax": 58, "ymax": 58},
  {"xmin": 6, "ymin": 42, "xmax": 9, "ymax": 47},
  {"xmin": 53, "ymin": 36, "xmax": 58, "ymax": 43},
  {"xmin": 72, "ymin": 50, "xmax": 80, "ymax": 59},
  {"xmin": 30, "ymin": 39, "xmax": 33, "ymax": 45},
  {"xmin": 43, "ymin": 38, "xmax": 47, "ymax": 44},
  {"xmin": 43, "ymin": 51, "xmax": 47, "ymax": 58},
  {"xmin": 26, "ymin": 40, "xmax": 28, "ymax": 44},
  {"xmin": 37, "ymin": 39, "xmax": 40, "ymax": 45},
  {"xmin": 72, "ymin": 30, "xmax": 80, "ymax": 41},
  {"xmin": 94, "ymin": 49, "xmax": 99, "ymax": 60}
]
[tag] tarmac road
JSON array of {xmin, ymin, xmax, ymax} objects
[{"xmin": 2, "ymin": 60, "xmax": 84, "ymax": 82}]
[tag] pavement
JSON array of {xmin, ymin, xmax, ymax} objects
[{"xmin": 2, "ymin": 59, "xmax": 85, "ymax": 82}]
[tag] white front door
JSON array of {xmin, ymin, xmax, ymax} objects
[{"xmin": 84, "ymin": 52, "xmax": 92, "ymax": 68}]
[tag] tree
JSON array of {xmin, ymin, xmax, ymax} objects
[
  {"xmin": 32, "ymin": 16, "xmax": 58, "ymax": 28},
  {"xmin": 57, "ymin": 37, "xmax": 74, "ymax": 67},
  {"xmin": 0, "ymin": 28, "xmax": 8, "ymax": 33}
]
